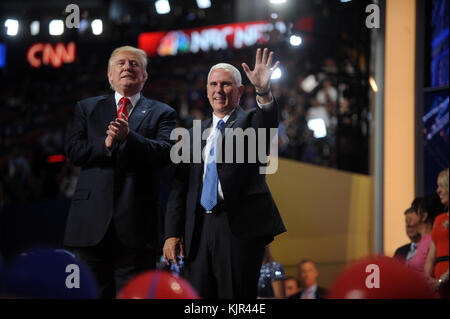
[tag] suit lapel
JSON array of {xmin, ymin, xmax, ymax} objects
[
  {"xmin": 96, "ymin": 95, "xmax": 117, "ymax": 128},
  {"xmin": 221, "ymin": 106, "xmax": 244, "ymax": 141},
  {"xmin": 128, "ymin": 96, "xmax": 152, "ymax": 131},
  {"xmin": 200, "ymin": 118, "xmax": 213, "ymax": 160}
]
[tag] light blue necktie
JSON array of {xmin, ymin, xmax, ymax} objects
[
  {"xmin": 201, "ymin": 119, "xmax": 225, "ymax": 211},
  {"xmin": 406, "ymin": 243, "xmax": 418, "ymax": 263}
]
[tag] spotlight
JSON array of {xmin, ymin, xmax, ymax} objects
[
  {"xmin": 271, "ymin": 68, "xmax": 282, "ymax": 80},
  {"xmin": 30, "ymin": 21, "xmax": 40, "ymax": 36},
  {"xmin": 5, "ymin": 19, "xmax": 19, "ymax": 36},
  {"xmin": 307, "ymin": 119, "xmax": 327, "ymax": 138},
  {"xmin": 155, "ymin": 0, "xmax": 171, "ymax": 14},
  {"xmin": 49, "ymin": 19, "xmax": 64, "ymax": 36},
  {"xmin": 369, "ymin": 76, "xmax": 378, "ymax": 92},
  {"xmin": 91, "ymin": 19, "xmax": 102, "ymax": 35},
  {"xmin": 289, "ymin": 35, "xmax": 302, "ymax": 46},
  {"xmin": 269, "ymin": 0, "xmax": 286, "ymax": 4},
  {"xmin": 196, "ymin": 0, "xmax": 211, "ymax": 9}
]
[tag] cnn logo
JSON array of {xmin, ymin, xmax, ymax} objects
[{"xmin": 27, "ymin": 42, "xmax": 76, "ymax": 68}]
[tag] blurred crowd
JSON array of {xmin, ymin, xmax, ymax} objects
[{"xmin": 0, "ymin": 42, "xmax": 370, "ymax": 207}]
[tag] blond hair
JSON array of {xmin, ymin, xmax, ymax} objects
[
  {"xmin": 438, "ymin": 168, "xmax": 449, "ymax": 191},
  {"xmin": 107, "ymin": 46, "xmax": 148, "ymax": 90}
]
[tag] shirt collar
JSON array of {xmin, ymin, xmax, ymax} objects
[
  {"xmin": 304, "ymin": 284, "xmax": 318, "ymax": 294},
  {"xmin": 310, "ymin": 284, "xmax": 318, "ymax": 293},
  {"xmin": 114, "ymin": 91, "xmax": 141, "ymax": 110},
  {"xmin": 212, "ymin": 107, "xmax": 237, "ymax": 129}
]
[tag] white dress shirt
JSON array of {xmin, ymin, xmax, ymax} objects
[
  {"xmin": 202, "ymin": 97, "xmax": 274, "ymax": 213},
  {"xmin": 301, "ymin": 284, "xmax": 318, "ymax": 299},
  {"xmin": 406, "ymin": 242, "xmax": 419, "ymax": 263},
  {"xmin": 114, "ymin": 91, "xmax": 141, "ymax": 116}
]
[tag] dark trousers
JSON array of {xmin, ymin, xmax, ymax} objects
[
  {"xmin": 184, "ymin": 207, "xmax": 269, "ymax": 299},
  {"xmin": 70, "ymin": 223, "xmax": 156, "ymax": 299}
]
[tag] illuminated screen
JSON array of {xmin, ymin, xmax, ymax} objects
[
  {"xmin": 423, "ymin": 88, "xmax": 449, "ymax": 194},
  {"xmin": 0, "ymin": 43, "xmax": 6, "ymax": 68},
  {"xmin": 430, "ymin": 0, "xmax": 449, "ymax": 87}
]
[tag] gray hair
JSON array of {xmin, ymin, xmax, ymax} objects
[{"xmin": 207, "ymin": 63, "xmax": 242, "ymax": 86}]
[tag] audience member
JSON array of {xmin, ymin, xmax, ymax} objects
[
  {"xmin": 284, "ymin": 276, "xmax": 302, "ymax": 298},
  {"xmin": 289, "ymin": 259, "xmax": 327, "ymax": 299},
  {"xmin": 316, "ymin": 79, "xmax": 338, "ymax": 109},
  {"xmin": 407, "ymin": 194, "xmax": 444, "ymax": 276},
  {"xmin": 394, "ymin": 207, "xmax": 422, "ymax": 263},
  {"xmin": 306, "ymin": 97, "xmax": 330, "ymax": 129},
  {"xmin": 257, "ymin": 245, "xmax": 286, "ymax": 299},
  {"xmin": 425, "ymin": 168, "xmax": 449, "ymax": 299}
]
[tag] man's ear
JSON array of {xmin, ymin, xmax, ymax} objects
[
  {"xmin": 238, "ymin": 85, "xmax": 245, "ymax": 98},
  {"xmin": 107, "ymin": 70, "xmax": 114, "ymax": 89}
]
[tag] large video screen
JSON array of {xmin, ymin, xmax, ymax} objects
[
  {"xmin": 423, "ymin": 88, "xmax": 449, "ymax": 194},
  {"xmin": 430, "ymin": 0, "xmax": 449, "ymax": 87}
]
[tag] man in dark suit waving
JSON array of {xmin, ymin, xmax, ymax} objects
[
  {"xmin": 64, "ymin": 46, "xmax": 176, "ymax": 298},
  {"xmin": 163, "ymin": 48, "xmax": 286, "ymax": 299}
]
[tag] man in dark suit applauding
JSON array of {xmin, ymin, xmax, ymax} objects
[
  {"xmin": 64, "ymin": 46, "xmax": 176, "ymax": 298},
  {"xmin": 163, "ymin": 48, "xmax": 286, "ymax": 299}
]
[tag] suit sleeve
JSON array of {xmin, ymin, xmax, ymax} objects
[
  {"xmin": 252, "ymin": 97, "xmax": 280, "ymax": 130},
  {"xmin": 65, "ymin": 101, "xmax": 111, "ymax": 167},
  {"xmin": 251, "ymin": 98, "xmax": 280, "ymax": 160},
  {"xmin": 121, "ymin": 108, "xmax": 177, "ymax": 166},
  {"xmin": 163, "ymin": 162, "xmax": 188, "ymax": 240}
]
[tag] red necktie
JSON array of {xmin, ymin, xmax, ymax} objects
[{"xmin": 118, "ymin": 97, "xmax": 130, "ymax": 119}]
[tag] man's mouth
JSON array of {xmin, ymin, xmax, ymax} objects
[{"xmin": 121, "ymin": 74, "xmax": 134, "ymax": 79}]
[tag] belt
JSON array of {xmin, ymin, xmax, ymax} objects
[
  {"xmin": 436, "ymin": 256, "xmax": 449, "ymax": 264},
  {"xmin": 203, "ymin": 201, "xmax": 226, "ymax": 214}
]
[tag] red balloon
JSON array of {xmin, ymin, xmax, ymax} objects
[
  {"xmin": 328, "ymin": 255, "xmax": 436, "ymax": 299},
  {"xmin": 117, "ymin": 271, "xmax": 200, "ymax": 299}
]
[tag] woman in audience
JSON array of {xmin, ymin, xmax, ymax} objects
[
  {"xmin": 425, "ymin": 168, "xmax": 449, "ymax": 299},
  {"xmin": 407, "ymin": 193, "xmax": 443, "ymax": 276},
  {"xmin": 257, "ymin": 245, "xmax": 286, "ymax": 299}
]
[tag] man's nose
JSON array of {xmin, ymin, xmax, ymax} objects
[
  {"xmin": 216, "ymin": 84, "xmax": 225, "ymax": 93},
  {"xmin": 122, "ymin": 60, "xmax": 131, "ymax": 70}
]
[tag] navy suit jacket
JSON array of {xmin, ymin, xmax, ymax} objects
[
  {"xmin": 64, "ymin": 94, "xmax": 176, "ymax": 249},
  {"xmin": 393, "ymin": 243, "xmax": 412, "ymax": 261},
  {"xmin": 164, "ymin": 102, "xmax": 286, "ymax": 257}
]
